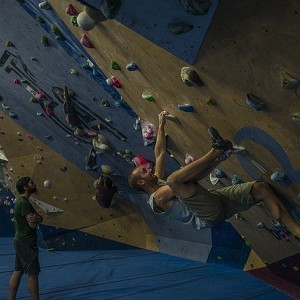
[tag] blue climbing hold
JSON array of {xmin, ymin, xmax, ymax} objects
[
  {"xmin": 214, "ymin": 168, "xmax": 226, "ymax": 178},
  {"xmin": 177, "ymin": 104, "xmax": 194, "ymax": 112},
  {"xmin": 246, "ymin": 93, "xmax": 266, "ymax": 111},
  {"xmin": 126, "ymin": 62, "xmax": 138, "ymax": 71},
  {"xmin": 232, "ymin": 175, "xmax": 244, "ymax": 185},
  {"xmin": 270, "ymin": 169, "xmax": 286, "ymax": 182},
  {"xmin": 92, "ymin": 69, "xmax": 101, "ymax": 77}
]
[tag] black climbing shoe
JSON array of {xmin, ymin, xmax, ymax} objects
[{"xmin": 208, "ymin": 127, "xmax": 233, "ymax": 151}]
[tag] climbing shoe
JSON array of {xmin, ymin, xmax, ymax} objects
[{"xmin": 208, "ymin": 127, "xmax": 233, "ymax": 151}]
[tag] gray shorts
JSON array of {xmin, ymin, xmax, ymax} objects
[
  {"xmin": 14, "ymin": 239, "xmax": 40, "ymax": 275},
  {"xmin": 179, "ymin": 181, "xmax": 257, "ymax": 225}
]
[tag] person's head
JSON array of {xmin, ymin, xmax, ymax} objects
[
  {"xmin": 128, "ymin": 166, "xmax": 158, "ymax": 192},
  {"xmin": 16, "ymin": 177, "xmax": 37, "ymax": 195}
]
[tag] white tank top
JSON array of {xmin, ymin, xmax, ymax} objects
[{"xmin": 147, "ymin": 180, "xmax": 209, "ymax": 230}]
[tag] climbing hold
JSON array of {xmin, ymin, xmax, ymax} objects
[
  {"xmin": 55, "ymin": 35, "xmax": 66, "ymax": 41},
  {"xmin": 179, "ymin": 0, "xmax": 211, "ymax": 15},
  {"xmin": 92, "ymin": 69, "xmax": 101, "ymax": 77},
  {"xmin": 281, "ymin": 71, "xmax": 298, "ymax": 89},
  {"xmin": 111, "ymin": 76, "xmax": 122, "ymax": 88},
  {"xmin": 77, "ymin": 11, "xmax": 96, "ymax": 31},
  {"xmin": 44, "ymin": 180, "xmax": 51, "ymax": 189},
  {"xmin": 270, "ymin": 169, "xmax": 286, "ymax": 182},
  {"xmin": 292, "ymin": 112, "xmax": 300, "ymax": 124},
  {"xmin": 9, "ymin": 112, "xmax": 17, "ymax": 118},
  {"xmin": 80, "ymin": 34, "xmax": 94, "ymax": 48},
  {"xmin": 207, "ymin": 97, "xmax": 217, "ymax": 106},
  {"xmin": 50, "ymin": 24, "xmax": 62, "ymax": 36},
  {"xmin": 70, "ymin": 16, "xmax": 79, "ymax": 27},
  {"xmin": 60, "ymin": 166, "xmax": 67, "ymax": 172},
  {"xmin": 70, "ymin": 68, "xmax": 78, "ymax": 75},
  {"xmin": 100, "ymin": 0, "xmax": 121, "ymax": 19},
  {"xmin": 39, "ymin": 1, "xmax": 51, "ymax": 9},
  {"xmin": 101, "ymin": 164, "xmax": 113, "ymax": 174},
  {"xmin": 245, "ymin": 93, "xmax": 265, "ymax": 111},
  {"xmin": 45, "ymin": 107, "xmax": 54, "ymax": 117},
  {"xmin": 31, "ymin": 57, "xmax": 38, "ymax": 61},
  {"xmin": 36, "ymin": 16, "xmax": 46, "ymax": 24},
  {"xmin": 36, "ymin": 111, "xmax": 44, "ymax": 116},
  {"xmin": 231, "ymin": 175, "xmax": 244, "ymax": 185},
  {"xmin": 92, "ymin": 135, "xmax": 111, "ymax": 153},
  {"xmin": 256, "ymin": 222, "xmax": 265, "ymax": 228},
  {"xmin": 214, "ymin": 168, "xmax": 226, "ymax": 178},
  {"xmin": 235, "ymin": 213, "xmax": 245, "ymax": 221},
  {"xmin": 13, "ymin": 78, "xmax": 20, "ymax": 84},
  {"xmin": 177, "ymin": 104, "xmax": 194, "ymax": 112},
  {"xmin": 126, "ymin": 62, "xmax": 138, "ymax": 71},
  {"xmin": 181, "ymin": 67, "xmax": 203, "ymax": 86},
  {"xmin": 6, "ymin": 41, "xmax": 14, "ymax": 47},
  {"xmin": 164, "ymin": 113, "xmax": 177, "ymax": 120},
  {"xmin": 142, "ymin": 92, "xmax": 154, "ymax": 102},
  {"xmin": 111, "ymin": 59, "xmax": 121, "ymax": 70},
  {"xmin": 84, "ymin": 6, "xmax": 107, "ymax": 22},
  {"xmin": 41, "ymin": 35, "xmax": 49, "ymax": 46},
  {"xmin": 115, "ymin": 100, "xmax": 122, "ymax": 107},
  {"xmin": 184, "ymin": 154, "xmax": 194, "ymax": 164},
  {"xmin": 133, "ymin": 118, "xmax": 141, "ymax": 130},
  {"xmin": 2, "ymin": 103, "xmax": 10, "ymax": 110},
  {"xmin": 66, "ymin": 4, "xmax": 78, "ymax": 16},
  {"xmin": 82, "ymin": 63, "xmax": 91, "ymax": 70},
  {"xmin": 46, "ymin": 134, "xmax": 52, "ymax": 139},
  {"xmin": 101, "ymin": 99, "xmax": 110, "ymax": 107},
  {"xmin": 168, "ymin": 22, "xmax": 194, "ymax": 35},
  {"xmin": 106, "ymin": 77, "xmax": 113, "ymax": 85}
]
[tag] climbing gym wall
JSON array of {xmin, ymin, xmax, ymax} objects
[
  {"xmin": 0, "ymin": 0, "xmax": 299, "ymax": 298},
  {"xmin": 48, "ymin": 0, "xmax": 300, "ymax": 295}
]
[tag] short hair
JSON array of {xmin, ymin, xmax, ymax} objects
[
  {"xmin": 16, "ymin": 176, "xmax": 31, "ymax": 194},
  {"xmin": 128, "ymin": 168, "xmax": 144, "ymax": 191}
]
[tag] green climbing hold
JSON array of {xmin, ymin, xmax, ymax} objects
[
  {"xmin": 41, "ymin": 35, "xmax": 49, "ymax": 46},
  {"xmin": 281, "ymin": 71, "xmax": 298, "ymax": 89},
  {"xmin": 142, "ymin": 92, "xmax": 154, "ymax": 102},
  {"xmin": 36, "ymin": 16, "xmax": 46, "ymax": 24},
  {"xmin": 70, "ymin": 69, "xmax": 78, "ymax": 75},
  {"xmin": 207, "ymin": 97, "xmax": 217, "ymax": 105},
  {"xmin": 111, "ymin": 59, "xmax": 121, "ymax": 70},
  {"xmin": 71, "ymin": 16, "xmax": 79, "ymax": 27},
  {"xmin": 6, "ymin": 41, "xmax": 14, "ymax": 47},
  {"xmin": 51, "ymin": 24, "xmax": 62, "ymax": 36}
]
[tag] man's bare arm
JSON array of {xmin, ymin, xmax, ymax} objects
[
  {"xmin": 154, "ymin": 111, "xmax": 168, "ymax": 179},
  {"xmin": 26, "ymin": 212, "xmax": 43, "ymax": 229}
]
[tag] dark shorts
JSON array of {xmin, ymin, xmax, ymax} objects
[{"xmin": 14, "ymin": 239, "xmax": 40, "ymax": 275}]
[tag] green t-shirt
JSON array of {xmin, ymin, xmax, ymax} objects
[{"xmin": 14, "ymin": 196, "xmax": 37, "ymax": 243}]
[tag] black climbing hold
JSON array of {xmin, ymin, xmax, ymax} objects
[
  {"xmin": 181, "ymin": 67, "xmax": 203, "ymax": 86},
  {"xmin": 168, "ymin": 22, "xmax": 194, "ymax": 35},
  {"xmin": 179, "ymin": 0, "xmax": 212, "ymax": 15}
]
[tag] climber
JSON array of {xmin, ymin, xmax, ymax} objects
[{"xmin": 128, "ymin": 111, "xmax": 300, "ymax": 238}]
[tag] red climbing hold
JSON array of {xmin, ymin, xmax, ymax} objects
[
  {"xmin": 13, "ymin": 78, "xmax": 20, "ymax": 84},
  {"xmin": 80, "ymin": 34, "xmax": 94, "ymax": 48},
  {"xmin": 45, "ymin": 107, "xmax": 54, "ymax": 117},
  {"xmin": 111, "ymin": 76, "xmax": 122, "ymax": 88},
  {"xmin": 66, "ymin": 4, "xmax": 78, "ymax": 16}
]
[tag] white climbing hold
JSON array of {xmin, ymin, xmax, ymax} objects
[
  {"xmin": 43, "ymin": 180, "xmax": 51, "ymax": 188},
  {"xmin": 77, "ymin": 11, "xmax": 96, "ymax": 31}
]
